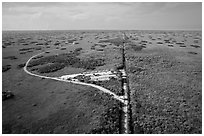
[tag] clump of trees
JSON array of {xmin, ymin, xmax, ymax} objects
[
  {"xmin": 28, "ymin": 48, "xmax": 105, "ymax": 73},
  {"xmin": 99, "ymin": 38, "xmax": 127, "ymax": 46},
  {"xmin": 168, "ymin": 44, "xmax": 174, "ymax": 47},
  {"xmin": 3, "ymin": 56, "xmax": 18, "ymax": 60},
  {"xmin": 74, "ymin": 47, "xmax": 82, "ymax": 52},
  {"xmin": 2, "ymin": 90, "xmax": 14, "ymax": 101},
  {"xmin": 179, "ymin": 45, "xmax": 186, "ymax": 47},
  {"xmin": 91, "ymin": 102, "xmax": 123, "ymax": 134},
  {"xmin": 92, "ymin": 78, "xmax": 122, "ymax": 96},
  {"xmin": 129, "ymin": 43, "xmax": 146, "ymax": 51},
  {"xmin": 17, "ymin": 63, "xmax": 26, "ymax": 69},
  {"xmin": 2, "ymin": 65, "xmax": 11, "ymax": 72},
  {"xmin": 190, "ymin": 45, "xmax": 200, "ymax": 48},
  {"xmin": 74, "ymin": 75, "xmax": 91, "ymax": 82},
  {"xmin": 188, "ymin": 51, "xmax": 197, "ymax": 55},
  {"xmin": 19, "ymin": 47, "xmax": 42, "ymax": 52},
  {"xmin": 37, "ymin": 63, "xmax": 65, "ymax": 73},
  {"xmin": 128, "ymin": 66, "xmax": 145, "ymax": 74},
  {"xmin": 19, "ymin": 47, "xmax": 34, "ymax": 51}
]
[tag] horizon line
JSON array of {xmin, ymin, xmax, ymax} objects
[{"xmin": 2, "ymin": 29, "xmax": 202, "ymax": 31}]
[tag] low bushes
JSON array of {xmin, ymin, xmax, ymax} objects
[
  {"xmin": 188, "ymin": 52, "xmax": 197, "ymax": 55},
  {"xmin": 179, "ymin": 45, "xmax": 186, "ymax": 47},
  {"xmin": 168, "ymin": 44, "xmax": 174, "ymax": 47},
  {"xmin": 92, "ymin": 78, "xmax": 122, "ymax": 96},
  {"xmin": 3, "ymin": 56, "xmax": 18, "ymax": 60},
  {"xmin": 19, "ymin": 47, "xmax": 33, "ymax": 51},
  {"xmin": 2, "ymin": 65, "xmax": 11, "ymax": 72},
  {"xmin": 129, "ymin": 43, "xmax": 146, "ymax": 51},
  {"xmin": 17, "ymin": 63, "xmax": 26, "ymax": 69},
  {"xmin": 37, "ymin": 63, "xmax": 65, "ymax": 73},
  {"xmin": 99, "ymin": 38, "xmax": 127, "ymax": 46},
  {"xmin": 28, "ymin": 48, "xmax": 105, "ymax": 73},
  {"xmin": 91, "ymin": 102, "xmax": 123, "ymax": 134},
  {"xmin": 2, "ymin": 90, "xmax": 14, "ymax": 101},
  {"xmin": 190, "ymin": 45, "xmax": 200, "ymax": 48}
]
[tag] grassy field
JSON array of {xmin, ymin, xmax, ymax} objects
[
  {"xmin": 2, "ymin": 30, "xmax": 202, "ymax": 134},
  {"xmin": 2, "ymin": 30, "xmax": 123, "ymax": 134},
  {"xmin": 125, "ymin": 31, "xmax": 202, "ymax": 134}
]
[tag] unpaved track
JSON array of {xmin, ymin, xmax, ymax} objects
[
  {"xmin": 23, "ymin": 49, "xmax": 124, "ymax": 103},
  {"xmin": 122, "ymin": 33, "xmax": 133, "ymax": 134}
]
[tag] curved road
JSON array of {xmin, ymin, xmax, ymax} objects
[{"xmin": 23, "ymin": 49, "xmax": 124, "ymax": 103}]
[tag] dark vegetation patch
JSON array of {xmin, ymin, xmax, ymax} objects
[
  {"xmin": 37, "ymin": 63, "xmax": 65, "ymax": 73},
  {"xmin": 3, "ymin": 42, "xmax": 12, "ymax": 47},
  {"xmin": 17, "ymin": 63, "xmax": 26, "ymax": 69},
  {"xmin": 68, "ymin": 39, "xmax": 76, "ymax": 43},
  {"xmin": 179, "ymin": 45, "xmax": 186, "ymax": 47},
  {"xmin": 91, "ymin": 45, "xmax": 95, "ymax": 50},
  {"xmin": 157, "ymin": 42, "xmax": 163, "ymax": 44},
  {"xmin": 188, "ymin": 52, "xmax": 197, "ymax": 55},
  {"xmin": 73, "ymin": 75, "xmax": 91, "ymax": 82},
  {"xmin": 127, "ymin": 51, "xmax": 201, "ymax": 134},
  {"xmin": 99, "ymin": 44, "xmax": 107, "ymax": 48},
  {"xmin": 129, "ymin": 43, "xmax": 146, "ymax": 51},
  {"xmin": 19, "ymin": 47, "xmax": 33, "ymax": 51},
  {"xmin": 167, "ymin": 44, "xmax": 174, "ymax": 47},
  {"xmin": 176, "ymin": 42, "xmax": 184, "ymax": 45},
  {"xmin": 126, "ymin": 55, "xmax": 175, "ymax": 73},
  {"xmin": 94, "ymin": 43, "xmax": 107, "ymax": 48},
  {"xmin": 35, "ymin": 47, "xmax": 42, "ymax": 50},
  {"xmin": 20, "ymin": 52, "xmax": 27, "ymax": 55},
  {"xmin": 91, "ymin": 78, "xmax": 122, "ymax": 96},
  {"xmin": 36, "ymin": 43, "xmax": 44, "ymax": 46},
  {"xmin": 60, "ymin": 48, "xmax": 66, "ymax": 50},
  {"xmin": 2, "ymin": 84, "xmax": 121, "ymax": 134},
  {"xmin": 132, "ymin": 86, "xmax": 202, "ymax": 134},
  {"xmin": 19, "ymin": 47, "xmax": 42, "ymax": 52},
  {"xmin": 91, "ymin": 102, "xmax": 123, "ymax": 134},
  {"xmin": 3, "ymin": 56, "xmax": 18, "ymax": 60},
  {"xmin": 128, "ymin": 66, "xmax": 146, "ymax": 74},
  {"xmin": 96, "ymin": 49, "xmax": 104, "ymax": 52},
  {"xmin": 22, "ymin": 43, "xmax": 28, "ymax": 46},
  {"xmin": 2, "ymin": 90, "xmax": 14, "ymax": 101},
  {"xmin": 28, "ymin": 48, "xmax": 105, "ymax": 73},
  {"xmin": 27, "ymin": 48, "xmax": 82, "ymax": 67},
  {"xmin": 33, "ymin": 55, "xmax": 44, "ymax": 59},
  {"xmin": 54, "ymin": 42, "xmax": 60, "ymax": 46},
  {"xmin": 190, "ymin": 45, "xmax": 200, "ymax": 48},
  {"xmin": 114, "ymin": 63, "xmax": 125, "ymax": 70},
  {"xmin": 74, "ymin": 47, "xmax": 82, "ymax": 52},
  {"xmin": 99, "ymin": 38, "xmax": 127, "ymax": 46},
  {"xmin": 2, "ymin": 65, "xmax": 11, "ymax": 72}
]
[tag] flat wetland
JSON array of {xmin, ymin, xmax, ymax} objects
[{"xmin": 2, "ymin": 30, "xmax": 202, "ymax": 134}]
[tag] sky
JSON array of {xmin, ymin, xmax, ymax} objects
[{"xmin": 2, "ymin": 2, "xmax": 202, "ymax": 30}]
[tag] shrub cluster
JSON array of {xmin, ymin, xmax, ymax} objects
[
  {"xmin": 91, "ymin": 102, "xmax": 123, "ymax": 134},
  {"xmin": 99, "ymin": 38, "xmax": 127, "ymax": 46},
  {"xmin": 28, "ymin": 48, "xmax": 105, "ymax": 73},
  {"xmin": 37, "ymin": 63, "xmax": 65, "ymax": 73},
  {"xmin": 91, "ymin": 78, "xmax": 122, "ymax": 95},
  {"xmin": 3, "ymin": 56, "xmax": 18, "ymax": 60},
  {"xmin": 17, "ymin": 63, "xmax": 26, "ymax": 69},
  {"xmin": 2, "ymin": 65, "xmax": 11, "ymax": 72}
]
